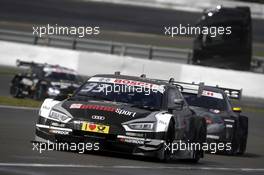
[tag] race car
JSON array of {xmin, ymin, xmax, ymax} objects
[
  {"xmin": 34, "ymin": 73, "xmax": 207, "ymax": 162},
  {"xmin": 172, "ymin": 81, "xmax": 248, "ymax": 155},
  {"xmin": 10, "ymin": 60, "xmax": 83, "ymax": 100}
]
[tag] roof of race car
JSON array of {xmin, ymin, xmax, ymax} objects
[
  {"xmin": 91, "ymin": 74, "xmax": 174, "ymax": 87},
  {"xmin": 42, "ymin": 65, "xmax": 77, "ymax": 74}
]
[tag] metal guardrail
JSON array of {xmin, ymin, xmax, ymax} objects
[
  {"xmin": 0, "ymin": 29, "xmax": 191, "ymax": 64},
  {"xmin": 0, "ymin": 29, "xmax": 263, "ymax": 73}
]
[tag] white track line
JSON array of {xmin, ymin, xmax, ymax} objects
[
  {"xmin": 0, "ymin": 105, "xmax": 38, "ymax": 110},
  {"xmin": 0, "ymin": 163, "xmax": 263, "ymax": 172}
]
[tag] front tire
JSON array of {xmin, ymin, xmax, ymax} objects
[
  {"xmin": 10, "ymin": 76, "xmax": 23, "ymax": 98},
  {"xmin": 161, "ymin": 119, "xmax": 175, "ymax": 162},
  {"xmin": 34, "ymin": 84, "xmax": 46, "ymax": 100},
  {"xmin": 237, "ymin": 116, "xmax": 248, "ymax": 155}
]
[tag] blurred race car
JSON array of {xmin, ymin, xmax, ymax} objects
[
  {"xmin": 34, "ymin": 73, "xmax": 207, "ymax": 162},
  {"xmin": 10, "ymin": 60, "xmax": 83, "ymax": 100},
  {"xmin": 173, "ymin": 81, "xmax": 248, "ymax": 155}
]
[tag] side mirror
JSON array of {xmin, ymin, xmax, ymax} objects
[
  {"xmin": 232, "ymin": 107, "xmax": 242, "ymax": 113},
  {"xmin": 168, "ymin": 99, "xmax": 184, "ymax": 111}
]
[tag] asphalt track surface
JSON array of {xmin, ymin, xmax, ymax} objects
[
  {"xmin": 0, "ymin": 75, "xmax": 264, "ymax": 175},
  {"xmin": 1, "ymin": 0, "xmax": 264, "ymax": 45}
]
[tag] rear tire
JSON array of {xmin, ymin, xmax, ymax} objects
[
  {"xmin": 34, "ymin": 84, "xmax": 46, "ymax": 100},
  {"xmin": 237, "ymin": 116, "xmax": 248, "ymax": 155},
  {"xmin": 187, "ymin": 117, "xmax": 206, "ymax": 163},
  {"xmin": 10, "ymin": 76, "xmax": 22, "ymax": 98}
]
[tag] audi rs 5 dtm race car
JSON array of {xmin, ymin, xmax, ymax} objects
[
  {"xmin": 10, "ymin": 60, "xmax": 83, "ymax": 100},
  {"xmin": 173, "ymin": 81, "xmax": 248, "ymax": 155},
  {"xmin": 35, "ymin": 73, "xmax": 207, "ymax": 162}
]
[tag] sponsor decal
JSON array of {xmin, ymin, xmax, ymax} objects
[
  {"xmin": 51, "ymin": 122, "xmax": 66, "ymax": 127},
  {"xmin": 49, "ymin": 129, "xmax": 69, "ymax": 135},
  {"xmin": 81, "ymin": 122, "xmax": 110, "ymax": 134},
  {"xmin": 69, "ymin": 104, "xmax": 83, "ymax": 109},
  {"xmin": 226, "ymin": 124, "xmax": 233, "ymax": 128},
  {"xmin": 70, "ymin": 104, "xmax": 116, "ymax": 112},
  {"xmin": 42, "ymin": 105, "xmax": 51, "ymax": 110},
  {"xmin": 70, "ymin": 104, "xmax": 136, "ymax": 117},
  {"xmin": 202, "ymin": 90, "xmax": 223, "ymax": 99},
  {"xmin": 115, "ymin": 108, "xmax": 136, "ymax": 117},
  {"xmin": 87, "ymin": 77, "xmax": 164, "ymax": 92},
  {"xmin": 206, "ymin": 135, "xmax": 220, "ymax": 139},
  {"xmin": 117, "ymin": 135, "xmax": 145, "ymax": 144},
  {"xmin": 209, "ymin": 109, "xmax": 220, "ymax": 114},
  {"xmin": 91, "ymin": 115, "xmax": 105, "ymax": 120},
  {"xmin": 126, "ymin": 132, "xmax": 144, "ymax": 137},
  {"xmin": 158, "ymin": 120, "xmax": 167, "ymax": 126},
  {"xmin": 114, "ymin": 79, "xmax": 155, "ymax": 88}
]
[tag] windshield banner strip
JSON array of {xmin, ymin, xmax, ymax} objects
[{"xmin": 88, "ymin": 77, "xmax": 164, "ymax": 92}]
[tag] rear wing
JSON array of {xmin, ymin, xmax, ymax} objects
[
  {"xmin": 167, "ymin": 80, "xmax": 243, "ymax": 100},
  {"xmin": 16, "ymin": 59, "xmax": 44, "ymax": 68},
  {"xmin": 216, "ymin": 87, "xmax": 242, "ymax": 100}
]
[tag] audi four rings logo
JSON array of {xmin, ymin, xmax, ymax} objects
[{"xmin": 91, "ymin": 115, "xmax": 105, "ymax": 120}]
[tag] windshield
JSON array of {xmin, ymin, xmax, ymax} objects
[
  {"xmin": 45, "ymin": 72, "xmax": 77, "ymax": 81},
  {"xmin": 183, "ymin": 93, "xmax": 227, "ymax": 111},
  {"xmin": 73, "ymin": 81, "xmax": 163, "ymax": 109}
]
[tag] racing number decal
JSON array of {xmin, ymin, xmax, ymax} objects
[{"xmin": 81, "ymin": 122, "xmax": 110, "ymax": 134}]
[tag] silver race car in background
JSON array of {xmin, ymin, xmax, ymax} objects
[{"xmin": 10, "ymin": 60, "xmax": 83, "ymax": 100}]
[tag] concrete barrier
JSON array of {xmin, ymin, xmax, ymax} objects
[
  {"xmin": 0, "ymin": 41, "xmax": 79, "ymax": 71},
  {"xmin": 0, "ymin": 41, "xmax": 263, "ymax": 98}
]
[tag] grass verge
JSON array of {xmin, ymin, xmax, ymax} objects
[
  {"xmin": 0, "ymin": 66, "xmax": 24, "ymax": 76},
  {"xmin": 240, "ymin": 107, "xmax": 264, "ymax": 114},
  {"xmin": 0, "ymin": 96, "xmax": 42, "ymax": 108}
]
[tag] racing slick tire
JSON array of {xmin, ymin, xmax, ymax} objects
[
  {"xmin": 187, "ymin": 117, "xmax": 207, "ymax": 163},
  {"xmin": 237, "ymin": 116, "xmax": 248, "ymax": 155},
  {"xmin": 10, "ymin": 76, "xmax": 23, "ymax": 98},
  {"xmin": 34, "ymin": 84, "xmax": 47, "ymax": 100},
  {"xmin": 226, "ymin": 116, "xmax": 247, "ymax": 156},
  {"xmin": 161, "ymin": 119, "xmax": 175, "ymax": 162}
]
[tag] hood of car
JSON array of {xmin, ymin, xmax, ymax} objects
[
  {"xmin": 61, "ymin": 100, "xmax": 153, "ymax": 124},
  {"xmin": 189, "ymin": 106, "xmax": 231, "ymax": 126},
  {"xmin": 190, "ymin": 106, "xmax": 228, "ymax": 117},
  {"xmin": 49, "ymin": 81, "xmax": 80, "ymax": 89}
]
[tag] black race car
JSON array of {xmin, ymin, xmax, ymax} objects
[
  {"xmin": 173, "ymin": 81, "xmax": 248, "ymax": 155},
  {"xmin": 10, "ymin": 60, "xmax": 83, "ymax": 100},
  {"xmin": 34, "ymin": 73, "xmax": 207, "ymax": 162}
]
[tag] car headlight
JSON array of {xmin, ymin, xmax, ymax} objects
[
  {"xmin": 49, "ymin": 110, "xmax": 71, "ymax": 122},
  {"xmin": 128, "ymin": 123, "xmax": 154, "ymax": 131},
  {"xmin": 48, "ymin": 87, "xmax": 60, "ymax": 95}
]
